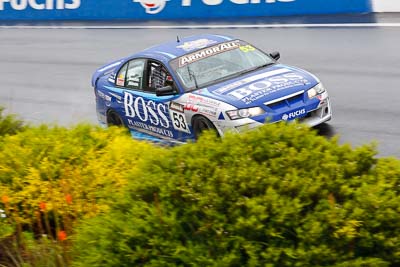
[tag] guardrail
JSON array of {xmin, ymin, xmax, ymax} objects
[{"xmin": 0, "ymin": 0, "xmax": 398, "ymax": 21}]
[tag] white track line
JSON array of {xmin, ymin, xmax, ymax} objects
[{"xmin": 1, "ymin": 23, "xmax": 400, "ymax": 29}]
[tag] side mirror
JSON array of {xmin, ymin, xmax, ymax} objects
[
  {"xmin": 156, "ymin": 85, "xmax": 177, "ymax": 96},
  {"xmin": 269, "ymin": 51, "xmax": 280, "ymax": 61}
]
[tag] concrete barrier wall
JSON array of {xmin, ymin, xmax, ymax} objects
[{"xmin": 0, "ymin": 0, "xmax": 398, "ymax": 21}]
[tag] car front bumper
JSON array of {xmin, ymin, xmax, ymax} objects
[{"xmin": 214, "ymin": 96, "xmax": 332, "ymax": 136}]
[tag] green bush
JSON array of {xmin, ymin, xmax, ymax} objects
[
  {"xmin": 0, "ymin": 107, "xmax": 26, "ymax": 136},
  {"xmin": 1, "ymin": 116, "xmax": 399, "ymax": 267},
  {"xmin": 72, "ymin": 123, "xmax": 400, "ymax": 267},
  {"xmin": 0, "ymin": 123, "xmax": 159, "ymax": 266},
  {"xmin": 0, "ymin": 124, "xmax": 155, "ymax": 225}
]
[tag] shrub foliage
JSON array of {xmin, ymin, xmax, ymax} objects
[
  {"xmin": 0, "ymin": 107, "xmax": 25, "ymax": 136},
  {"xmin": 72, "ymin": 123, "xmax": 400, "ymax": 267},
  {"xmin": 1, "ymin": 108, "xmax": 400, "ymax": 266},
  {"xmin": 0, "ymin": 119, "xmax": 157, "ymax": 266}
]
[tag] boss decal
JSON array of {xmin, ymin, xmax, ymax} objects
[
  {"xmin": 128, "ymin": 120, "xmax": 174, "ymax": 138},
  {"xmin": 124, "ymin": 92, "xmax": 170, "ymax": 128},
  {"xmin": 214, "ymin": 68, "xmax": 291, "ymax": 95},
  {"xmin": 228, "ymin": 73, "xmax": 311, "ymax": 104}
]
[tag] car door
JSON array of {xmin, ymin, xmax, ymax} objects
[
  {"xmin": 145, "ymin": 60, "xmax": 193, "ymax": 141},
  {"xmin": 116, "ymin": 58, "xmax": 191, "ymax": 142}
]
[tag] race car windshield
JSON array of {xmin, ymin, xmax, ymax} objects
[{"xmin": 171, "ymin": 40, "xmax": 274, "ymax": 91}]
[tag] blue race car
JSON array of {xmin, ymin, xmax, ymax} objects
[{"xmin": 92, "ymin": 34, "xmax": 332, "ymax": 144}]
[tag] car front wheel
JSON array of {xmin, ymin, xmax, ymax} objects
[{"xmin": 192, "ymin": 116, "xmax": 218, "ymax": 139}]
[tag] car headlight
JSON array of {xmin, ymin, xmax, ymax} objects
[
  {"xmin": 226, "ymin": 107, "xmax": 265, "ymax": 120},
  {"xmin": 307, "ymin": 83, "xmax": 326, "ymax": 99}
]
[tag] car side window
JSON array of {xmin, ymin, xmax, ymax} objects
[
  {"xmin": 116, "ymin": 59, "xmax": 145, "ymax": 89},
  {"xmin": 116, "ymin": 64, "xmax": 127, "ymax": 87},
  {"xmin": 147, "ymin": 61, "xmax": 174, "ymax": 93}
]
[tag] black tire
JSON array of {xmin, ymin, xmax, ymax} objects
[
  {"xmin": 192, "ymin": 116, "xmax": 218, "ymax": 139},
  {"xmin": 106, "ymin": 110, "xmax": 124, "ymax": 127}
]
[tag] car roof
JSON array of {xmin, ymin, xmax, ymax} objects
[{"xmin": 134, "ymin": 34, "xmax": 236, "ymax": 63}]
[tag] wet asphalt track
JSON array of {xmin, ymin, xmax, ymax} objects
[{"xmin": 0, "ymin": 24, "xmax": 399, "ymax": 157}]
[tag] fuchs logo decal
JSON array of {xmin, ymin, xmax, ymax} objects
[
  {"xmin": 282, "ymin": 109, "xmax": 306, "ymax": 121},
  {"xmin": 133, "ymin": 0, "xmax": 169, "ymax": 14}
]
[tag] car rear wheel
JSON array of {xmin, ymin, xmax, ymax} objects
[
  {"xmin": 192, "ymin": 116, "xmax": 218, "ymax": 139},
  {"xmin": 107, "ymin": 109, "xmax": 124, "ymax": 126}
]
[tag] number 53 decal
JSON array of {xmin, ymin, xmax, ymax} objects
[{"xmin": 170, "ymin": 110, "xmax": 191, "ymax": 134}]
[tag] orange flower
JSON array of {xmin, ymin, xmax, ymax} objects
[
  {"xmin": 58, "ymin": 230, "xmax": 67, "ymax": 241},
  {"xmin": 1, "ymin": 195, "xmax": 9, "ymax": 204},
  {"xmin": 65, "ymin": 194, "xmax": 72, "ymax": 205},
  {"xmin": 39, "ymin": 201, "xmax": 47, "ymax": 212}
]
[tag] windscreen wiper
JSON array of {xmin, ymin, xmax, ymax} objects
[
  {"xmin": 240, "ymin": 62, "xmax": 275, "ymax": 75},
  {"xmin": 187, "ymin": 65, "xmax": 199, "ymax": 90}
]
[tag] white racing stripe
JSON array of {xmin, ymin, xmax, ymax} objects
[
  {"xmin": 1, "ymin": 23, "xmax": 400, "ymax": 29},
  {"xmin": 264, "ymin": 90, "xmax": 304, "ymax": 106}
]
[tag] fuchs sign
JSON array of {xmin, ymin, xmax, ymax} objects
[{"xmin": 0, "ymin": 0, "xmax": 372, "ymax": 20}]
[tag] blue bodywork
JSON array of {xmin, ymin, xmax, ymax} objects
[{"xmin": 93, "ymin": 34, "xmax": 331, "ymax": 143}]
